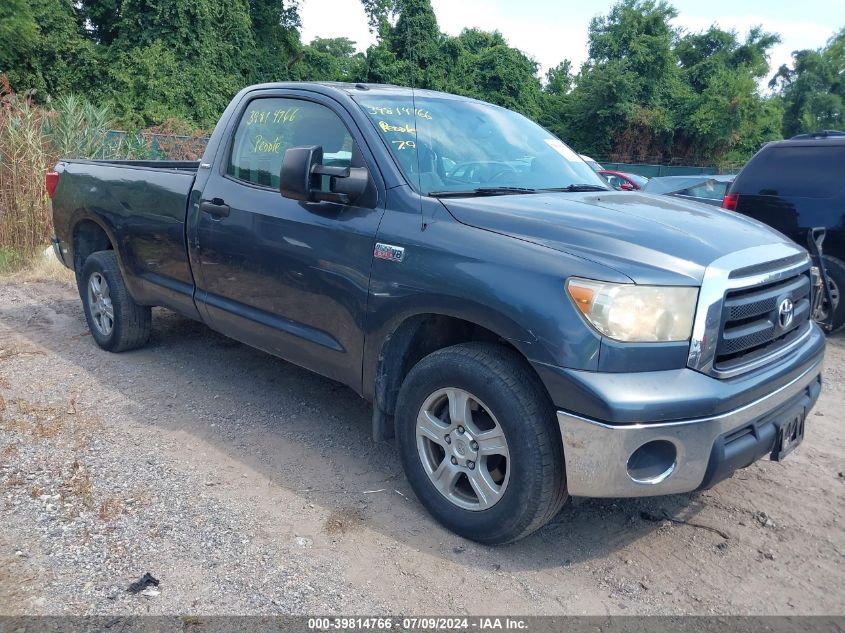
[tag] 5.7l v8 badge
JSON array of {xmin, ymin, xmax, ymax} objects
[{"xmin": 374, "ymin": 243, "xmax": 405, "ymax": 263}]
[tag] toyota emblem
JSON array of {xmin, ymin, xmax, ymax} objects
[{"xmin": 778, "ymin": 297, "xmax": 794, "ymax": 329}]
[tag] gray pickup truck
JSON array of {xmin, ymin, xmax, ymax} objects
[{"xmin": 49, "ymin": 82, "xmax": 825, "ymax": 544}]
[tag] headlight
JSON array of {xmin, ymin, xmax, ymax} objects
[{"xmin": 566, "ymin": 278, "xmax": 698, "ymax": 342}]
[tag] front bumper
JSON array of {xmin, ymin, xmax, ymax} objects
[{"xmin": 557, "ymin": 355, "xmax": 823, "ymax": 497}]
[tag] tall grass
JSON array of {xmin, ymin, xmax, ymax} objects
[
  {"xmin": 0, "ymin": 75, "xmax": 208, "ymax": 273},
  {"xmin": 42, "ymin": 94, "xmax": 112, "ymax": 159},
  {"xmin": 0, "ymin": 76, "xmax": 51, "ymax": 256}
]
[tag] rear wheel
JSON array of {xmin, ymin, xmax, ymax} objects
[
  {"xmin": 395, "ymin": 343, "xmax": 567, "ymax": 544},
  {"xmin": 81, "ymin": 251, "xmax": 151, "ymax": 352}
]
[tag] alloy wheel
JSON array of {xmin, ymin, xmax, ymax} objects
[
  {"xmin": 415, "ymin": 387, "xmax": 510, "ymax": 511},
  {"xmin": 87, "ymin": 272, "xmax": 114, "ymax": 336}
]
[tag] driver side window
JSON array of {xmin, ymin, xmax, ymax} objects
[{"xmin": 227, "ymin": 98, "xmax": 354, "ymax": 190}]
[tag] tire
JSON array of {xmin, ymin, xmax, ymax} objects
[
  {"xmin": 80, "ymin": 250, "xmax": 151, "ymax": 352},
  {"xmin": 395, "ymin": 342, "xmax": 567, "ymax": 544},
  {"xmin": 820, "ymin": 255, "xmax": 845, "ymax": 333}
]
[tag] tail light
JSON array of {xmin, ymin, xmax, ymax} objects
[
  {"xmin": 45, "ymin": 171, "xmax": 59, "ymax": 198},
  {"xmin": 722, "ymin": 192, "xmax": 739, "ymax": 211}
]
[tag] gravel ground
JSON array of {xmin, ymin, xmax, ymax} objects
[{"xmin": 0, "ymin": 275, "xmax": 843, "ymax": 616}]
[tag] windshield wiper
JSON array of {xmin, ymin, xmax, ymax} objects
[
  {"xmin": 540, "ymin": 184, "xmax": 610, "ymax": 192},
  {"xmin": 429, "ymin": 187, "xmax": 538, "ymax": 198}
]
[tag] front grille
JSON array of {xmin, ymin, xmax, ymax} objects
[{"xmin": 714, "ymin": 270, "xmax": 812, "ymax": 371}]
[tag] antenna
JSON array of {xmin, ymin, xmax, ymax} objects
[{"xmin": 405, "ymin": 5, "xmax": 426, "ymax": 230}]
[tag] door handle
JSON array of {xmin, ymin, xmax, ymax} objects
[{"xmin": 200, "ymin": 198, "xmax": 230, "ymax": 218}]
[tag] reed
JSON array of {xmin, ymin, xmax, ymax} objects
[
  {"xmin": 0, "ymin": 75, "xmax": 51, "ymax": 256},
  {"xmin": 0, "ymin": 75, "xmax": 207, "ymax": 273}
]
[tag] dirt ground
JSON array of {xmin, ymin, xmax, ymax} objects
[{"xmin": 0, "ymin": 274, "xmax": 843, "ymax": 616}]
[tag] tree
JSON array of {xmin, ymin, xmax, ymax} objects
[
  {"xmin": 554, "ymin": 1, "xmax": 785, "ymax": 165},
  {"xmin": 0, "ymin": 0, "xmax": 39, "ymax": 73},
  {"xmin": 771, "ymin": 28, "xmax": 845, "ymax": 137},
  {"xmin": 387, "ymin": 0, "xmax": 445, "ymax": 85},
  {"xmin": 294, "ymin": 37, "xmax": 366, "ymax": 82},
  {"xmin": 96, "ymin": 0, "xmax": 261, "ymax": 127},
  {"xmin": 558, "ymin": 0, "xmax": 680, "ymax": 158},
  {"xmin": 3, "ymin": 0, "xmax": 838, "ymax": 166},
  {"xmin": 361, "ymin": 1, "xmax": 544, "ymax": 118},
  {"xmin": 673, "ymin": 25, "xmax": 782, "ymax": 164},
  {"xmin": 587, "ymin": 0, "xmax": 678, "ymax": 104},
  {"xmin": 544, "ymin": 61, "xmax": 573, "ymax": 96},
  {"xmin": 79, "ymin": 0, "xmax": 123, "ymax": 45},
  {"xmin": 360, "ymin": 0, "xmax": 396, "ymax": 36},
  {"xmin": 2, "ymin": 0, "xmax": 97, "ymax": 100},
  {"xmin": 555, "ymin": 61, "xmax": 640, "ymax": 156},
  {"xmin": 248, "ymin": 0, "xmax": 301, "ymax": 82},
  {"xmin": 441, "ymin": 29, "xmax": 544, "ymax": 118}
]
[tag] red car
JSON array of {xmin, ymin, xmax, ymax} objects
[{"xmin": 598, "ymin": 170, "xmax": 649, "ymax": 191}]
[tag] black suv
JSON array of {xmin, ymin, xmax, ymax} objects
[{"xmin": 724, "ymin": 133, "xmax": 845, "ymax": 331}]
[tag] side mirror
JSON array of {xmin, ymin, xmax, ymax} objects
[
  {"xmin": 280, "ymin": 145, "xmax": 368, "ymax": 205},
  {"xmin": 620, "ymin": 182, "xmax": 635, "ymax": 191}
]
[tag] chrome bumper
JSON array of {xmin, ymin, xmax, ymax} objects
[{"xmin": 557, "ymin": 357, "xmax": 823, "ymax": 497}]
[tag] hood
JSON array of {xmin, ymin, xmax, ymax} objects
[{"xmin": 440, "ymin": 191, "xmax": 790, "ymax": 285}]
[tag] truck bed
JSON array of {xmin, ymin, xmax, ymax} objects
[{"xmin": 51, "ymin": 158, "xmax": 200, "ymax": 319}]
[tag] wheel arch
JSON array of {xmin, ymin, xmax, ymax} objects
[
  {"xmin": 70, "ymin": 214, "xmax": 118, "ymax": 287},
  {"xmin": 368, "ymin": 311, "xmax": 547, "ymax": 441}
]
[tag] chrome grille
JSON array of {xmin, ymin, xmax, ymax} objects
[
  {"xmin": 714, "ymin": 271, "xmax": 811, "ymax": 370},
  {"xmin": 686, "ymin": 243, "xmax": 813, "ymax": 379}
]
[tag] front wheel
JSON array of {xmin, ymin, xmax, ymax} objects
[{"xmin": 395, "ymin": 343, "xmax": 567, "ymax": 544}]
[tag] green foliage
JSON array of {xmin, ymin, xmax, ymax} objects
[
  {"xmin": 79, "ymin": 0, "xmax": 123, "ymax": 45},
  {"xmin": 1, "ymin": 0, "xmax": 842, "ymax": 167},
  {"xmin": 42, "ymin": 94, "xmax": 112, "ymax": 159},
  {"xmin": 0, "ymin": 0, "xmax": 39, "ymax": 71},
  {"xmin": 442, "ymin": 30, "xmax": 543, "ymax": 119},
  {"xmin": 771, "ymin": 28, "xmax": 845, "ymax": 137},
  {"xmin": 673, "ymin": 26, "xmax": 783, "ymax": 163},
  {"xmin": 548, "ymin": 0, "xmax": 681, "ymax": 158},
  {"xmin": 544, "ymin": 61, "xmax": 573, "ymax": 97},
  {"xmin": 588, "ymin": 0, "xmax": 678, "ymax": 104},
  {"xmin": 360, "ymin": 0, "xmax": 396, "ymax": 36},
  {"xmin": 247, "ymin": 0, "xmax": 301, "ymax": 82},
  {"xmin": 0, "ymin": 86, "xmax": 158, "ymax": 254},
  {"xmin": 543, "ymin": 0, "xmax": 787, "ymax": 165},
  {"xmin": 294, "ymin": 38, "xmax": 366, "ymax": 82},
  {"xmin": 362, "ymin": 14, "xmax": 545, "ymax": 119},
  {"xmin": 389, "ymin": 0, "xmax": 443, "ymax": 70},
  {"xmin": 2, "ymin": 0, "xmax": 98, "ymax": 100}
]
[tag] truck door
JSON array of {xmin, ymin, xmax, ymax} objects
[{"xmin": 191, "ymin": 92, "xmax": 385, "ymax": 392}]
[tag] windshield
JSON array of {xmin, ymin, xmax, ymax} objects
[
  {"xmin": 354, "ymin": 94, "xmax": 609, "ymax": 195},
  {"xmin": 627, "ymin": 173, "xmax": 649, "ymax": 187}
]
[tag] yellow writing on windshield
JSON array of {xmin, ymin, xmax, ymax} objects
[
  {"xmin": 392, "ymin": 140, "xmax": 416, "ymax": 151},
  {"xmin": 253, "ymin": 135, "xmax": 282, "ymax": 153},
  {"xmin": 367, "ymin": 105, "xmax": 433, "ymax": 120},
  {"xmin": 379, "ymin": 121, "xmax": 416, "ymax": 134},
  {"xmin": 247, "ymin": 107, "xmax": 300, "ymax": 126}
]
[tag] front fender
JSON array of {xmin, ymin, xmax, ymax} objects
[{"xmin": 361, "ymin": 199, "xmax": 623, "ymax": 400}]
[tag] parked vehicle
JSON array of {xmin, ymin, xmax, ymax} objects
[
  {"xmin": 579, "ymin": 154, "xmax": 604, "ymax": 172},
  {"xmin": 598, "ymin": 170, "xmax": 649, "ymax": 191},
  {"xmin": 789, "ymin": 130, "xmax": 844, "ymax": 140},
  {"xmin": 49, "ymin": 83, "xmax": 825, "ymax": 544},
  {"xmin": 724, "ymin": 135, "xmax": 845, "ymax": 331},
  {"xmin": 642, "ymin": 174, "xmax": 735, "ymax": 206}
]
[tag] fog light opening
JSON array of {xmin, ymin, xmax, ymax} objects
[{"xmin": 627, "ymin": 440, "xmax": 677, "ymax": 484}]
